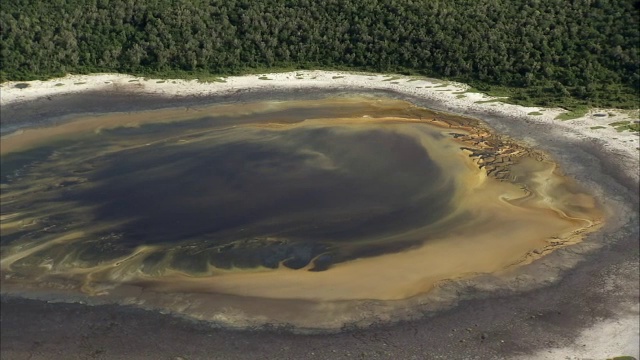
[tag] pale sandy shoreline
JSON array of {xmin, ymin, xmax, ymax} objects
[
  {"xmin": 1, "ymin": 71, "xmax": 638, "ymax": 359},
  {"xmin": 1, "ymin": 71, "xmax": 638, "ymax": 179}
]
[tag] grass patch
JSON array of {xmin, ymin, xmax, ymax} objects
[
  {"xmin": 391, "ymin": 81, "xmax": 400, "ymax": 84},
  {"xmin": 156, "ymin": 80, "xmax": 166, "ymax": 83},
  {"xmin": 258, "ymin": 76, "xmax": 272, "ymax": 80},
  {"xmin": 528, "ymin": 111, "xmax": 543, "ymax": 115},
  {"xmin": 74, "ymin": 82, "xmax": 86, "ymax": 85},
  {"xmin": 452, "ymin": 91, "xmax": 466, "ymax": 94},
  {"xmin": 555, "ymin": 107, "xmax": 589, "ymax": 121},
  {"xmin": 127, "ymin": 79, "xmax": 139, "ymax": 82},
  {"xmin": 483, "ymin": 88, "xmax": 512, "ymax": 97},
  {"xmin": 466, "ymin": 81, "xmax": 638, "ymax": 109},
  {"xmin": 456, "ymin": 94, "xmax": 466, "ymax": 99},
  {"xmin": 590, "ymin": 126, "xmax": 607, "ymax": 129},
  {"xmin": 463, "ymin": 86, "xmax": 519, "ymax": 101},
  {"xmin": 407, "ymin": 78, "xmax": 421, "ymax": 82},
  {"xmin": 332, "ymin": 76, "xmax": 345, "ymax": 79},
  {"xmin": 465, "ymin": 87, "xmax": 484, "ymax": 94},
  {"xmin": 609, "ymin": 121, "xmax": 631, "ymax": 126},
  {"xmin": 607, "ymin": 356, "xmax": 637, "ymax": 360},
  {"xmin": 610, "ymin": 122, "xmax": 640, "ymax": 132},
  {"xmin": 55, "ymin": 83, "xmax": 64, "ymax": 87},
  {"xmin": 14, "ymin": 83, "xmax": 30, "ymax": 89},
  {"xmin": 382, "ymin": 76, "xmax": 402, "ymax": 81}
]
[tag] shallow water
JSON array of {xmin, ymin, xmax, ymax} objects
[{"xmin": 0, "ymin": 97, "xmax": 603, "ymax": 328}]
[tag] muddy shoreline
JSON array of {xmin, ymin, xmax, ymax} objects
[{"xmin": 1, "ymin": 88, "xmax": 638, "ymax": 359}]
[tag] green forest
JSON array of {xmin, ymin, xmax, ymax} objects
[{"xmin": 1, "ymin": 0, "xmax": 639, "ymax": 108}]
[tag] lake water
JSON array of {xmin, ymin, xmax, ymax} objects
[{"xmin": 0, "ymin": 97, "xmax": 604, "ymax": 328}]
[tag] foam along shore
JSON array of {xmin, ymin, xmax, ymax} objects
[{"xmin": 1, "ymin": 71, "xmax": 638, "ymax": 180}]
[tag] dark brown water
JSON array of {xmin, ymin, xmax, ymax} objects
[{"xmin": 1, "ymin": 101, "xmax": 463, "ymax": 275}]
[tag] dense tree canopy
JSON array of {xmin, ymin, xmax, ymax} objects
[{"xmin": 1, "ymin": 0, "xmax": 638, "ymax": 108}]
